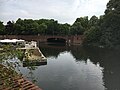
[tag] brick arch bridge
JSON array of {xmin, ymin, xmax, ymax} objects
[{"xmin": 0, "ymin": 35, "xmax": 84, "ymax": 45}]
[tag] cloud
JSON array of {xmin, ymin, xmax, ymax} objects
[
  {"xmin": 71, "ymin": 0, "xmax": 109, "ymax": 17},
  {"xmin": 0, "ymin": 0, "xmax": 109, "ymax": 24}
]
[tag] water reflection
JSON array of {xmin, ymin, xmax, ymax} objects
[
  {"xmin": 40, "ymin": 43, "xmax": 69, "ymax": 58},
  {"xmin": 70, "ymin": 46, "xmax": 120, "ymax": 90},
  {"xmin": 38, "ymin": 44, "xmax": 120, "ymax": 90},
  {"xmin": 23, "ymin": 61, "xmax": 47, "ymax": 67},
  {"xmin": 1, "ymin": 43, "xmax": 119, "ymax": 90}
]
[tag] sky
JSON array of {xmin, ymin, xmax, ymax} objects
[{"xmin": 0, "ymin": 0, "xmax": 109, "ymax": 24}]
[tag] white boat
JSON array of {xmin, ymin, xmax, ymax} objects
[{"xmin": 0, "ymin": 39, "xmax": 25, "ymax": 47}]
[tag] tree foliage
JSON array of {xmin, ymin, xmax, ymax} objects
[
  {"xmin": 84, "ymin": 0, "xmax": 120, "ymax": 48},
  {"xmin": 70, "ymin": 16, "xmax": 89, "ymax": 35},
  {"xmin": 100, "ymin": 0, "xmax": 120, "ymax": 47},
  {"xmin": 0, "ymin": 19, "xmax": 71, "ymax": 35},
  {"xmin": 0, "ymin": 21, "xmax": 5, "ymax": 35}
]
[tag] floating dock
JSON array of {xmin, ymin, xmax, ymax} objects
[
  {"xmin": 15, "ymin": 40, "xmax": 47, "ymax": 66},
  {"xmin": 24, "ymin": 47, "xmax": 46, "ymax": 61},
  {"xmin": 22, "ymin": 47, "xmax": 47, "ymax": 67}
]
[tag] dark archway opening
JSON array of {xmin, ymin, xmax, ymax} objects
[{"xmin": 47, "ymin": 38, "xmax": 66, "ymax": 44}]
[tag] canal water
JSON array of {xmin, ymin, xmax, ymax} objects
[{"xmin": 19, "ymin": 44, "xmax": 120, "ymax": 90}]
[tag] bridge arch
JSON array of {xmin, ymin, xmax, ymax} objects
[{"xmin": 47, "ymin": 38, "xmax": 66, "ymax": 43}]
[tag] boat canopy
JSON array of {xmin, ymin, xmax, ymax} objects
[{"xmin": 0, "ymin": 39, "xmax": 25, "ymax": 43}]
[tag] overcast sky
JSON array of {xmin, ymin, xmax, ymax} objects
[{"xmin": 0, "ymin": 0, "xmax": 109, "ymax": 24}]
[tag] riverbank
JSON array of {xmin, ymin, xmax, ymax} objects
[{"xmin": 0, "ymin": 64, "xmax": 42, "ymax": 90}]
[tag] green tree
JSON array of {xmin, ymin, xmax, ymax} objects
[
  {"xmin": 83, "ymin": 15, "xmax": 102, "ymax": 45},
  {"xmin": 84, "ymin": 26, "xmax": 101, "ymax": 44},
  {"xmin": 15, "ymin": 18, "xmax": 40, "ymax": 35},
  {"xmin": 23, "ymin": 19, "xmax": 36, "ymax": 35},
  {"xmin": 5, "ymin": 21, "xmax": 15, "ymax": 35},
  {"xmin": 71, "ymin": 22, "xmax": 84, "ymax": 35},
  {"xmin": 100, "ymin": 0, "xmax": 120, "ymax": 47},
  {"xmin": 71, "ymin": 16, "xmax": 89, "ymax": 35},
  {"xmin": 45, "ymin": 19, "xmax": 59, "ymax": 35},
  {"xmin": 14, "ymin": 18, "xmax": 25, "ymax": 35},
  {"xmin": 58, "ymin": 23, "xmax": 70, "ymax": 35},
  {"xmin": 37, "ymin": 19, "xmax": 59, "ymax": 35},
  {"xmin": 38, "ymin": 23, "xmax": 47, "ymax": 35},
  {"xmin": 89, "ymin": 16, "xmax": 99, "ymax": 27},
  {"xmin": 75, "ymin": 16, "xmax": 89, "ymax": 30},
  {"xmin": 105, "ymin": 0, "xmax": 120, "ymax": 14},
  {"xmin": 0, "ymin": 21, "xmax": 5, "ymax": 34}
]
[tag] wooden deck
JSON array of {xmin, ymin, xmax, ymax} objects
[{"xmin": 0, "ymin": 64, "xmax": 42, "ymax": 90}]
